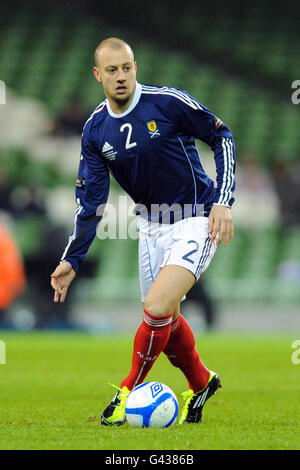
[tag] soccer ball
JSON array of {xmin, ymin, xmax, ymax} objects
[{"xmin": 125, "ymin": 381, "xmax": 179, "ymax": 428}]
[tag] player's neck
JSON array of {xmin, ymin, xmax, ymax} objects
[
  {"xmin": 107, "ymin": 87, "xmax": 136, "ymax": 115},
  {"xmin": 106, "ymin": 83, "xmax": 143, "ymax": 118}
]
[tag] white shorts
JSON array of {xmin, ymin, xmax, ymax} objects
[{"xmin": 138, "ymin": 216, "xmax": 217, "ymax": 302}]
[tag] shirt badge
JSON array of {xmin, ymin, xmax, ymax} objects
[{"xmin": 147, "ymin": 120, "xmax": 160, "ymax": 139}]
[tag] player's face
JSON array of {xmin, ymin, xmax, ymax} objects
[{"xmin": 93, "ymin": 46, "xmax": 137, "ymax": 112}]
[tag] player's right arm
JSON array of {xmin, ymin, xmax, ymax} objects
[
  {"xmin": 51, "ymin": 260, "xmax": 76, "ymax": 303},
  {"xmin": 51, "ymin": 121, "xmax": 110, "ymax": 303}
]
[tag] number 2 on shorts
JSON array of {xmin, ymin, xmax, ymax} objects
[{"xmin": 182, "ymin": 240, "xmax": 199, "ymax": 264}]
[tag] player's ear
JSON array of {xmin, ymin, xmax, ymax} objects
[
  {"xmin": 93, "ymin": 66, "xmax": 102, "ymax": 83},
  {"xmin": 134, "ymin": 61, "xmax": 137, "ymax": 73}
]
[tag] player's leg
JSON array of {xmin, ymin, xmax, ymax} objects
[
  {"xmin": 164, "ymin": 304, "xmax": 221, "ymax": 424},
  {"xmin": 160, "ymin": 217, "xmax": 221, "ymax": 423},
  {"xmin": 101, "ymin": 230, "xmax": 176, "ymax": 426},
  {"xmin": 120, "ymin": 264, "xmax": 196, "ymax": 391},
  {"xmin": 101, "ymin": 265, "xmax": 194, "ymax": 426},
  {"xmin": 101, "ymin": 217, "xmax": 219, "ymax": 426},
  {"xmin": 163, "ymin": 304, "xmax": 210, "ymax": 393},
  {"xmin": 144, "ymin": 264, "xmax": 195, "ymax": 317}
]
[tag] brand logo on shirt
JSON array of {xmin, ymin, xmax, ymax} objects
[
  {"xmin": 102, "ymin": 141, "xmax": 118, "ymax": 160},
  {"xmin": 147, "ymin": 120, "xmax": 160, "ymax": 139}
]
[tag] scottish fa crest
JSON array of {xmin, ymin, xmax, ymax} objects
[{"xmin": 147, "ymin": 120, "xmax": 160, "ymax": 139}]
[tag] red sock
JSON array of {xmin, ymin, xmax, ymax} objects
[
  {"xmin": 163, "ymin": 314, "xmax": 210, "ymax": 392},
  {"xmin": 121, "ymin": 308, "xmax": 173, "ymax": 390}
]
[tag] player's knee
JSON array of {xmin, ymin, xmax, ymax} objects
[{"xmin": 144, "ymin": 299, "xmax": 173, "ymax": 318}]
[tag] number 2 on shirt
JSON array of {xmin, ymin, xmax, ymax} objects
[{"xmin": 120, "ymin": 123, "xmax": 137, "ymax": 149}]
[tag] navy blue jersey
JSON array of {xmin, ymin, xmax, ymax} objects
[{"xmin": 61, "ymin": 83, "xmax": 236, "ymax": 272}]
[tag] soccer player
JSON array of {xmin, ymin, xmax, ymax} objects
[{"xmin": 51, "ymin": 38, "xmax": 236, "ymax": 425}]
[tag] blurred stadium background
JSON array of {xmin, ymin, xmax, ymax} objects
[{"xmin": 0, "ymin": 0, "xmax": 299, "ymax": 333}]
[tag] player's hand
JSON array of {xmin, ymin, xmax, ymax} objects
[
  {"xmin": 51, "ymin": 261, "xmax": 76, "ymax": 303},
  {"xmin": 208, "ymin": 204, "xmax": 234, "ymax": 247}
]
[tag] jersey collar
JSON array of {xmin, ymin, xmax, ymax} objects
[{"xmin": 106, "ymin": 82, "xmax": 142, "ymax": 119}]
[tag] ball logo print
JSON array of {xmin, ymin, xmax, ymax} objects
[
  {"xmin": 150, "ymin": 382, "xmax": 163, "ymax": 398},
  {"xmin": 125, "ymin": 382, "xmax": 179, "ymax": 428}
]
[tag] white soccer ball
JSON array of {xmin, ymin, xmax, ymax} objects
[{"xmin": 125, "ymin": 381, "xmax": 179, "ymax": 428}]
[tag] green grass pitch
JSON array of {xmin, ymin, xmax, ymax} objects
[{"xmin": 0, "ymin": 331, "xmax": 299, "ymax": 450}]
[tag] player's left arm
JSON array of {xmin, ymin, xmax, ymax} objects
[
  {"xmin": 168, "ymin": 92, "xmax": 236, "ymax": 246},
  {"xmin": 206, "ymin": 115, "xmax": 235, "ymax": 246},
  {"xmin": 208, "ymin": 203, "xmax": 234, "ymax": 247}
]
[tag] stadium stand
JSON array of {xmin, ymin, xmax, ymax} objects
[{"xmin": 0, "ymin": 2, "xmax": 299, "ymax": 160}]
